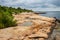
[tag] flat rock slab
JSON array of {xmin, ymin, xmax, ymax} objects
[{"xmin": 0, "ymin": 12, "xmax": 56, "ymax": 40}]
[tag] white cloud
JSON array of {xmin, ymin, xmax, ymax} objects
[
  {"xmin": 0, "ymin": 0, "xmax": 60, "ymax": 11},
  {"xmin": 44, "ymin": 3, "xmax": 57, "ymax": 8}
]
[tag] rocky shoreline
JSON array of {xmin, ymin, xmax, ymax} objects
[{"xmin": 0, "ymin": 12, "xmax": 56, "ymax": 40}]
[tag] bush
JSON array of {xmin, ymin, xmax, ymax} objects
[{"xmin": 0, "ymin": 12, "xmax": 17, "ymax": 29}]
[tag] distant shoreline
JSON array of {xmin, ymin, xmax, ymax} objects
[{"xmin": 34, "ymin": 12, "xmax": 46, "ymax": 14}]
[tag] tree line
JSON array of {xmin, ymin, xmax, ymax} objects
[{"xmin": 0, "ymin": 5, "xmax": 33, "ymax": 29}]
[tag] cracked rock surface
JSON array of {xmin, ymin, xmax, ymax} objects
[{"xmin": 0, "ymin": 12, "xmax": 56, "ymax": 40}]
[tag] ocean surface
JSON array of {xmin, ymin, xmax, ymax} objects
[{"xmin": 40, "ymin": 11, "xmax": 60, "ymax": 19}]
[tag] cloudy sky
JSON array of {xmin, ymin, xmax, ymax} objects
[{"xmin": 0, "ymin": 0, "xmax": 60, "ymax": 11}]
